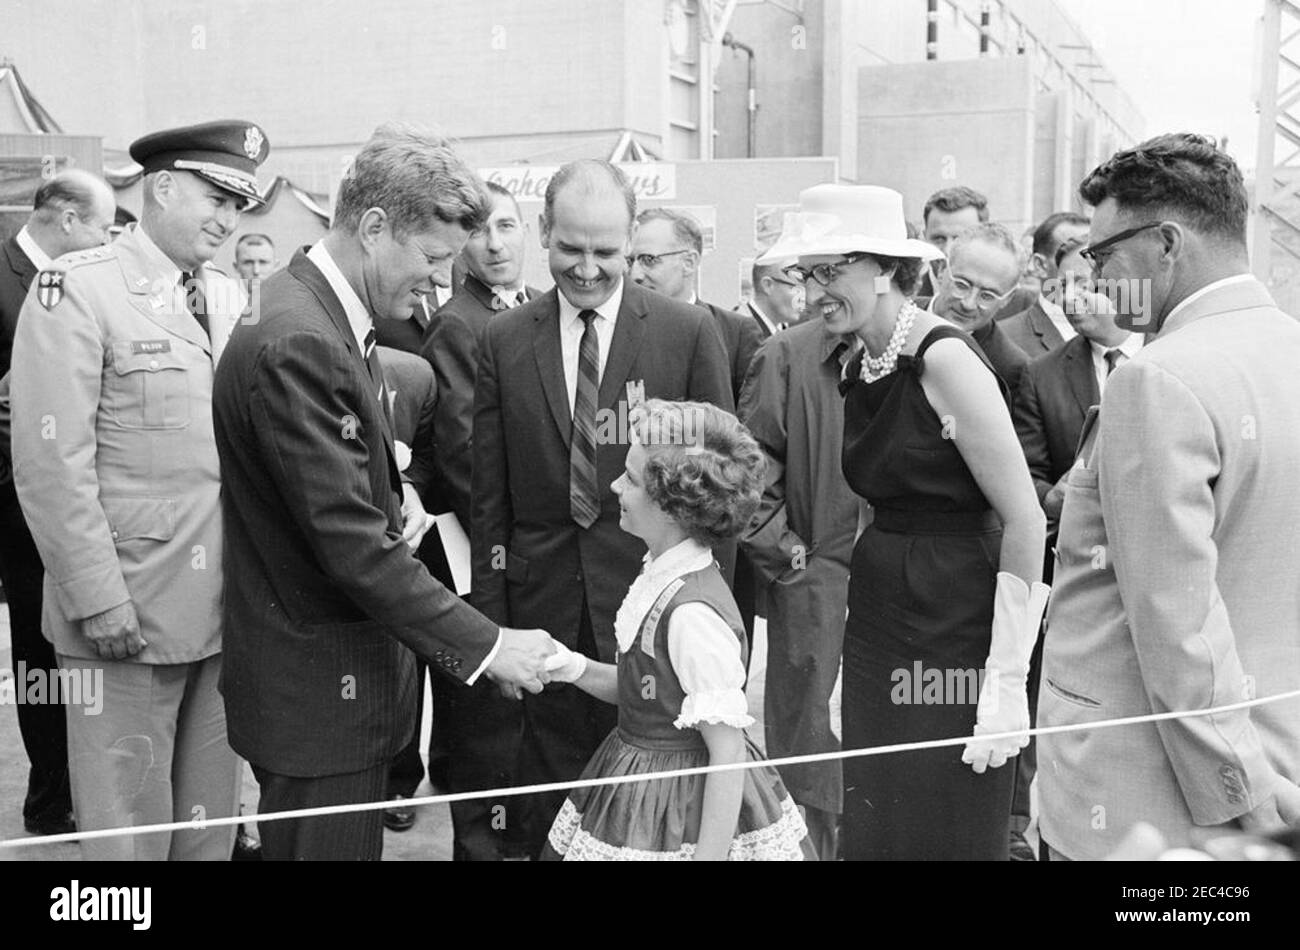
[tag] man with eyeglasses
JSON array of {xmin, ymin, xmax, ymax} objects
[
  {"xmin": 1038, "ymin": 133, "xmax": 1300, "ymax": 861},
  {"xmin": 629, "ymin": 208, "xmax": 762, "ymax": 402},
  {"xmin": 0, "ymin": 169, "xmax": 116, "ymax": 839},
  {"xmin": 929, "ymin": 222, "xmax": 1031, "ymax": 398},
  {"xmin": 746, "ymin": 259, "xmax": 805, "ymax": 338}
]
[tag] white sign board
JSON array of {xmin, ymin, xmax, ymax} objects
[{"xmin": 479, "ymin": 163, "xmax": 677, "ymax": 203}]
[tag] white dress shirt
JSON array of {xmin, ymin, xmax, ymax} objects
[
  {"xmin": 15, "ymin": 225, "xmax": 52, "ymax": 270},
  {"xmin": 559, "ymin": 280, "xmax": 624, "ymax": 414},
  {"xmin": 307, "ymin": 242, "xmax": 373, "ymax": 357},
  {"xmin": 1089, "ymin": 333, "xmax": 1143, "ymax": 397}
]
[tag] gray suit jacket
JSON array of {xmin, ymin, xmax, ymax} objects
[
  {"xmin": 1002, "ymin": 298, "xmax": 1065, "ymax": 356},
  {"xmin": 1038, "ymin": 277, "xmax": 1300, "ymax": 859}
]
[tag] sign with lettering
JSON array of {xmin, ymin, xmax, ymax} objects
[{"xmin": 479, "ymin": 164, "xmax": 677, "ymax": 202}]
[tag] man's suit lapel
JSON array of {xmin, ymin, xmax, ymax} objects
[
  {"xmin": 1030, "ymin": 301, "xmax": 1063, "ymax": 349},
  {"xmin": 531, "ymin": 290, "xmax": 573, "ymax": 447},
  {"xmin": 598, "ymin": 282, "xmax": 648, "ymax": 411},
  {"xmin": 747, "ymin": 302, "xmax": 773, "ymax": 339},
  {"xmin": 1062, "ymin": 335, "xmax": 1099, "ymax": 417},
  {"xmin": 288, "ymin": 251, "xmax": 401, "ymax": 487}
]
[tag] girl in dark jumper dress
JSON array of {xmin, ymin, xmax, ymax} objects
[{"xmin": 542, "ymin": 400, "xmax": 814, "ymax": 860}]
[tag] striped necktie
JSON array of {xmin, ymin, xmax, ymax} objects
[{"xmin": 570, "ymin": 309, "xmax": 601, "ymax": 529}]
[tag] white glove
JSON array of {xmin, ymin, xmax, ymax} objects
[
  {"xmin": 543, "ymin": 641, "xmax": 589, "ymax": 684},
  {"xmin": 962, "ymin": 571, "xmax": 1050, "ymax": 774}
]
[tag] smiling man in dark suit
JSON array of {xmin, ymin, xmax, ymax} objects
[
  {"xmin": 213, "ymin": 124, "xmax": 554, "ymax": 861},
  {"xmin": 469, "ymin": 160, "xmax": 733, "ymax": 858}
]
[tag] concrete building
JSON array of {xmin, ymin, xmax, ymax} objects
[{"xmin": 2, "ymin": 0, "xmax": 1142, "ymax": 275}]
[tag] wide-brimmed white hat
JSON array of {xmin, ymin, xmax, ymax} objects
[{"xmin": 757, "ymin": 185, "xmax": 944, "ymax": 266}]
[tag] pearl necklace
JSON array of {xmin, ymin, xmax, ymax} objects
[{"xmin": 859, "ymin": 300, "xmax": 919, "ymax": 383}]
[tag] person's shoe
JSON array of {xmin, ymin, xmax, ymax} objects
[
  {"xmin": 24, "ymin": 812, "xmax": 76, "ymax": 836},
  {"xmin": 383, "ymin": 795, "xmax": 416, "ymax": 832},
  {"xmin": 231, "ymin": 826, "xmax": 262, "ymax": 861},
  {"xmin": 1009, "ymin": 828, "xmax": 1037, "ymax": 862}
]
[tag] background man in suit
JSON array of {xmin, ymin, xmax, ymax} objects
[
  {"xmin": 1007, "ymin": 236, "xmax": 1137, "ymax": 860},
  {"xmin": 629, "ymin": 207, "xmax": 761, "ymax": 402},
  {"xmin": 0, "ymin": 169, "xmax": 115, "ymax": 838},
  {"xmin": 11, "ymin": 121, "xmax": 264, "ymax": 860},
  {"xmin": 470, "ymin": 160, "xmax": 732, "ymax": 858},
  {"xmin": 745, "ymin": 258, "xmax": 804, "ymax": 339},
  {"xmin": 415, "ymin": 181, "xmax": 540, "ymax": 836},
  {"xmin": 1001, "ymin": 212, "xmax": 1091, "ymax": 356},
  {"xmin": 930, "ymin": 223, "xmax": 1031, "ymax": 397},
  {"xmin": 232, "ymin": 232, "xmax": 278, "ymax": 281},
  {"xmin": 1014, "ymin": 238, "xmax": 1139, "ymax": 527},
  {"xmin": 1039, "ymin": 133, "xmax": 1300, "ymax": 860},
  {"xmin": 213, "ymin": 124, "xmax": 553, "ymax": 861},
  {"xmin": 421, "ymin": 181, "xmax": 539, "ymax": 528}
]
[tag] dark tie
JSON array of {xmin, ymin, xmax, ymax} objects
[
  {"xmin": 1104, "ymin": 348, "xmax": 1124, "ymax": 377},
  {"xmin": 363, "ymin": 327, "xmax": 392, "ymax": 421},
  {"xmin": 181, "ymin": 272, "xmax": 210, "ymax": 339},
  {"xmin": 570, "ymin": 309, "xmax": 601, "ymax": 529}
]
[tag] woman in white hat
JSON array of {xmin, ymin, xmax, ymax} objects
[{"xmin": 765, "ymin": 185, "xmax": 1047, "ymax": 860}]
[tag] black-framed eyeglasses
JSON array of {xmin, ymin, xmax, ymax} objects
[
  {"xmin": 1079, "ymin": 222, "xmax": 1163, "ymax": 269},
  {"xmin": 783, "ymin": 253, "xmax": 868, "ymax": 287},
  {"xmin": 626, "ymin": 249, "xmax": 692, "ymax": 269}
]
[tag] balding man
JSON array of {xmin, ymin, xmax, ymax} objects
[
  {"xmin": 468, "ymin": 159, "xmax": 732, "ymax": 859},
  {"xmin": 930, "ymin": 223, "xmax": 1031, "ymax": 398},
  {"xmin": 0, "ymin": 169, "xmax": 115, "ymax": 837}
]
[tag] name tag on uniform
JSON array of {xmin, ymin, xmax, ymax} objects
[{"xmin": 131, "ymin": 340, "xmax": 172, "ymax": 355}]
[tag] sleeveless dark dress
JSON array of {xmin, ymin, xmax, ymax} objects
[{"xmin": 840, "ymin": 324, "xmax": 1013, "ymax": 861}]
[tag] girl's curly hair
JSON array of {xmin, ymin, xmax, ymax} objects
[{"xmin": 632, "ymin": 400, "xmax": 767, "ymax": 548}]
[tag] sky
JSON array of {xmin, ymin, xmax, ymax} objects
[{"xmin": 1059, "ymin": 0, "xmax": 1263, "ymax": 172}]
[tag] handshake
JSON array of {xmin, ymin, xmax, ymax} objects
[{"xmin": 483, "ymin": 628, "xmax": 590, "ymax": 700}]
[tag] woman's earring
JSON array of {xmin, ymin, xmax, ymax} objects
[{"xmin": 874, "ymin": 274, "xmax": 892, "ymax": 295}]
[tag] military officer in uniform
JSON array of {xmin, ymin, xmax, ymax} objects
[{"xmin": 10, "ymin": 120, "xmax": 268, "ymax": 860}]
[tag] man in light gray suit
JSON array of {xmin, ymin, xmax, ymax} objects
[{"xmin": 1038, "ymin": 133, "xmax": 1300, "ymax": 860}]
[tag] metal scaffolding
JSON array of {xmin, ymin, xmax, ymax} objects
[{"xmin": 1253, "ymin": 0, "xmax": 1300, "ymax": 285}]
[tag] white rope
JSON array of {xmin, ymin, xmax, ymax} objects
[{"xmin": 3, "ymin": 687, "xmax": 1297, "ymax": 850}]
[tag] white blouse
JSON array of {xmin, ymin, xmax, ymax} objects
[{"xmin": 612, "ymin": 538, "xmax": 754, "ymax": 731}]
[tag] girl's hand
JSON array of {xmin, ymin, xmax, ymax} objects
[{"xmin": 543, "ymin": 641, "xmax": 589, "ymax": 683}]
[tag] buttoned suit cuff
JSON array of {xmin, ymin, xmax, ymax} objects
[{"xmin": 465, "ymin": 629, "xmax": 503, "ymax": 686}]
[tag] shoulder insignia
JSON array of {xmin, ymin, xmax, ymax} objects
[
  {"xmin": 35, "ymin": 270, "xmax": 65, "ymax": 309},
  {"xmin": 57, "ymin": 245, "xmax": 116, "ymax": 268}
]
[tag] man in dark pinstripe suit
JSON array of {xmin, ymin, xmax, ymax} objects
[{"xmin": 213, "ymin": 125, "xmax": 554, "ymax": 860}]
